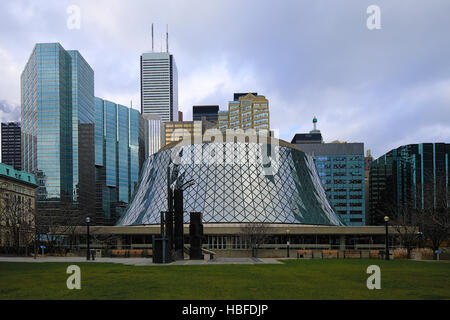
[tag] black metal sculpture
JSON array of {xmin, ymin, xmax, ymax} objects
[
  {"xmin": 154, "ymin": 162, "xmax": 198, "ymax": 263},
  {"xmin": 189, "ymin": 212, "xmax": 204, "ymax": 260}
]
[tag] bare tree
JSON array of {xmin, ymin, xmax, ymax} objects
[
  {"xmin": 420, "ymin": 176, "xmax": 450, "ymax": 259},
  {"xmin": 34, "ymin": 193, "xmax": 89, "ymax": 255},
  {"xmin": 240, "ymin": 222, "xmax": 269, "ymax": 258},
  {"xmin": 372, "ymin": 164, "xmax": 419, "ymax": 259},
  {"xmin": 0, "ymin": 192, "xmax": 35, "ymax": 255},
  {"xmin": 380, "ymin": 201, "xmax": 418, "ymax": 259}
]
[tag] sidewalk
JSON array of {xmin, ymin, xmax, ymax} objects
[{"xmin": 0, "ymin": 256, "xmax": 284, "ymax": 266}]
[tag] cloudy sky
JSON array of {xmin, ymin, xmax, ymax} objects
[{"xmin": 0, "ymin": 0, "xmax": 449, "ymax": 161}]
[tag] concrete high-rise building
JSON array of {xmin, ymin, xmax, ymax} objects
[
  {"xmin": 233, "ymin": 93, "xmax": 257, "ymax": 101},
  {"xmin": 217, "ymin": 93, "xmax": 270, "ymax": 134},
  {"xmin": 193, "ymin": 105, "xmax": 219, "ymax": 123},
  {"xmin": 163, "ymin": 119, "xmax": 217, "ymax": 146},
  {"xmin": 21, "ymin": 43, "xmax": 95, "ymax": 219},
  {"xmin": 292, "ymin": 118, "xmax": 365, "ymax": 226},
  {"xmin": 1, "ymin": 122, "xmax": 22, "ymax": 170},
  {"xmin": 217, "ymin": 110, "xmax": 229, "ymax": 131},
  {"xmin": 94, "ymin": 98, "xmax": 146, "ymax": 224},
  {"xmin": 163, "ymin": 121, "xmax": 202, "ymax": 146},
  {"xmin": 140, "ymin": 51, "xmax": 178, "ymax": 156}
]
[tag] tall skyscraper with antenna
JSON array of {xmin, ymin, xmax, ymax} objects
[{"xmin": 141, "ymin": 24, "xmax": 178, "ymax": 156}]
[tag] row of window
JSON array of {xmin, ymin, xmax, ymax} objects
[
  {"xmin": 333, "ymin": 195, "xmax": 363, "ymax": 199},
  {"xmin": 317, "ymin": 156, "xmax": 363, "ymax": 162},
  {"xmin": 322, "ymin": 179, "xmax": 363, "ymax": 185},
  {"xmin": 337, "ymin": 210, "xmax": 363, "ymax": 215},
  {"xmin": 334, "ymin": 203, "xmax": 363, "ymax": 207}
]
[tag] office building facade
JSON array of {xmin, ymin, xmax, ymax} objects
[
  {"xmin": 369, "ymin": 143, "xmax": 450, "ymax": 225},
  {"xmin": 364, "ymin": 150, "xmax": 374, "ymax": 224},
  {"xmin": 193, "ymin": 105, "xmax": 219, "ymax": 123},
  {"xmin": 163, "ymin": 121, "xmax": 202, "ymax": 146},
  {"xmin": 163, "ymin": 119, "xmax": 217, "ymax": 146},
  {"xmin": 1, "ymin": 122, "xmax": 22, "ymax": 170},
  {"xmin": 0, "ymin": 163, "xmax": 37, "ymax": 247},
  {"xmin": 21, "ymin": 43, "xmax": 95, "ymax": 218},
  {"xmin": 94, "ymin": 98, "xmax": 146, "ymax": 224},
  {"xmin": 217, "ymin": 93, "xmax": 270, "ymax": 134},
  {"xmin": 292, "ymin": 119, "xmax": 365, "ymax": 226},
  {"xmin": 140, "ymin": 52, "xmax": 178, "ymax": 155}
]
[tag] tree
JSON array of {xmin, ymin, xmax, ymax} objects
[
  {"xmin": 380, "ymin": 200, "xmax": 418, "ymax": 259},
  {"xmin": 240, "ymin": 222, "xmax": 269, "ymax": 258},
  {"xmin": 0, "ymin": 192, "xmax": 35, "ymax": 255},
  {"xmin": 419, "ymin": 176, "xmax": 450, "ymax": 259},
  {"xmin": 371, "ymin": 159, "xmax": 419, "ymax": 259},
  {"xmin": 34, "ymin": 192, "xmax": 89, "ymax": 255}
]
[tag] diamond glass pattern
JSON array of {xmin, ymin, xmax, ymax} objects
[{"xmin": 117, "ymin": 140, "xmax": 345, "ymax": 226}]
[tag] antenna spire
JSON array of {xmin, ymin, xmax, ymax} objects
[
  {"xmin": 151, "ymin": 23, "xmax": 154, "ymax": 52},
  {"xmin": 166, "ymin": 24, "xmax": 169, "ymax": 53}
]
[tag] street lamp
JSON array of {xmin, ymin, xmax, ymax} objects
[
  {"xmin": 384, "ymin": 216, "xmax": 390, "ymax": 260},
  {"xmin": 286, "ymin": 229, "xmax": 290, "ymax": 258},
  {"xmin": 416, "ymin": 231, "xmax": 424, "ymax": 248},
  {"xmin": 86, "ymin": 216, "xmax": 90, "ymax": 261}
]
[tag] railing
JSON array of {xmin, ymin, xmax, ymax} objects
[{"xmin": 201, "ymin": 248, "xmax": 216, "ymax": 260}]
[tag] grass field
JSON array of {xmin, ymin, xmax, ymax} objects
[{"xmin": 0, "ymin": 259, "xmax": 449, "ymax": 300}]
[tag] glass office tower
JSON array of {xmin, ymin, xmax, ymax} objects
[
  {"xmin": 369, "ymin": 143, "xmax": 450, "ymax": 225},
  {"xmin": 292, "ymin": 119, "xmax": 365, "ymax": 226},
  {"xmin": 68, "ymin": 50, "xmax": 95, "ymax": 214},
  {"xmin": 21, "ymin": 43, "xmax": 95, "ymax": 219},
  {"xmin": 95, "ymin": 97, "xmax": 146, "ymax": 224}
]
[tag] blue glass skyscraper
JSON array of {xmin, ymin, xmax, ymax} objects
[
  {"xmin": 369, "ymin": 143, "xmax": 449, "ymax": 225},
  {"xmin": 94, "ymin": 97, "xmax": 146, "ymax": 224},
  {"xmin": 21, "ymin": 43, "xmax": 95, "ymax": 219}
]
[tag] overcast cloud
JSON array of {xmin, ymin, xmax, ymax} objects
[{"xmin": 0, "ymin": 0, "xmax": 449, "ymax": 161}]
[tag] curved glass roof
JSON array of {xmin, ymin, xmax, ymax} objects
[{"xmin": 118, "ymin": 139, "xmax": 345, "ymax": 226}]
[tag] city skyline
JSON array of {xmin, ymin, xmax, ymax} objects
[{"xmin": 0, "ymin": 0, "xmax": 450, "ymax": 161}]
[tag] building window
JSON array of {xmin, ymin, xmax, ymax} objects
[
  {"xmin": 334, "ymin": 203, "xmax": 347, "ymax": 207},
  {"xmin": 349, "ymin": 203, "xmax": 362, "ymax": 207}
]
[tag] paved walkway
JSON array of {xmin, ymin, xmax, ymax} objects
[{"xmin": 0, "ymin": 256, "xmax": 284, "ymax": 266}]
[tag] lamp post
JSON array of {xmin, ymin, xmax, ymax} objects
[
  {"xmin": 416, "ymin": 231, "xmax": 424, "ymax": 248},
  {"xmin": 17, "ymin": 223, "xmax": 20, "ymax": 254},
  {"xmin": 384, "ymin": 216, "xmax": 390, "ymax": 260},
  {"xmin": 86, "ymin": 216, "xmax": 90, "ymax": 261},
  {"xmin": 286, "ymin": 229, "xmax": 290, "ymax": 258}
]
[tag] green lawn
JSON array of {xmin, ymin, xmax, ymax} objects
[{"xmin": 0, "ymin": 259, "xmax": 448, "ymax": 300}]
